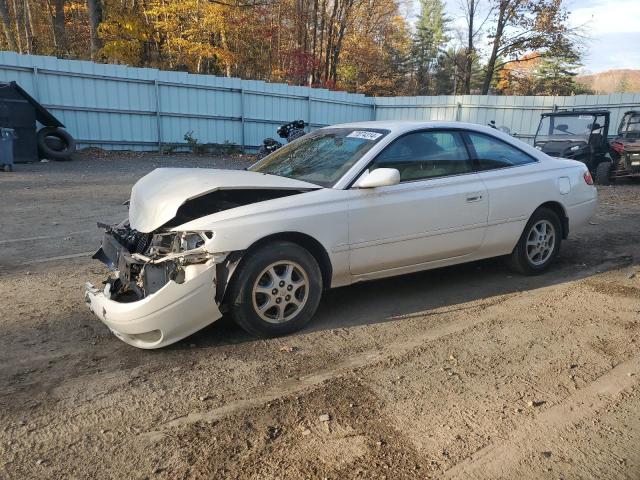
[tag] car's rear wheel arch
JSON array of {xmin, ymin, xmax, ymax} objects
[{"xmin": 534, "ymin": 201, "xmax": 568, "ymax": 239}]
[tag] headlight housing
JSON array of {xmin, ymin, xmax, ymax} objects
[{"xmin": 149, "ymin": 231, "xmax": 213, "ymax": 256}]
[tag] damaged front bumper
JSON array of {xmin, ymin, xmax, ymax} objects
[{"xmin": 84, "ymin": 230, "xmax": 223, "ymax": 349}]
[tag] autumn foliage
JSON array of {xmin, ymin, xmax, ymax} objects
[
  {"xmin": 0, "ymin": 0, "xmax": 412, "ymax": 94},
  {"xmin": 0, "ymin": 0, "xmax": 596, "ymax": 96}
]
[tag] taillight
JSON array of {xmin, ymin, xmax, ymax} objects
[{"xmin": 583, "ymin": 170, "xmax": 594, "ymax": 185}]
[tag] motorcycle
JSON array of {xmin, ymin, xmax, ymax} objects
[
  {"xmin": 257, "ymin": 120, "xmax": 307, "ymax": 159},
  {"xmin": 488, "ymin": 120, "xmax": 513, "ymax": 136}
]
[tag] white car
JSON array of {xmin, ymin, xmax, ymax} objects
[{"xmin": 85, "ymin": 121, "xmax": 597, "ymax": 349}]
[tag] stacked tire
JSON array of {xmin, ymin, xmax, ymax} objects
[{"xmin": 37, "ymin": 127, "xmax": 75, "ymax": 161}]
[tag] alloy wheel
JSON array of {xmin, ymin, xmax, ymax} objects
[
  {"xmin": 251, "ymin": 261, "xmax": 309, "ymax": 323},
  {"xmin": 525, "ymin": 220, "xmax": 556, "ymax": 266}
]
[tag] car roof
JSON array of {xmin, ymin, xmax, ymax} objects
[
  {"xmin": 323, "ymin": 120, "xmax": 496, "ymax": 136},
  {"xmin": 541, "ymin": 110, "xmax": 610, "ymax": 117}
]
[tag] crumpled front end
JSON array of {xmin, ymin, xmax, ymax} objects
[{"xmin": 84, "ymin": 222, "xmax": 224, "ymax": 349}]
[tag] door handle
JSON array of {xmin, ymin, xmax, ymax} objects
[{"xmin": 465, "ymin": 192, "xmax": 483, "ymax": 202}]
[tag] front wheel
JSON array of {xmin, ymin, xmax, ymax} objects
[
  {"xmin": 507, "ymin": 208, "xmax": 562, "ymax": 275},
  {"xmin": 227, "ymin": 241, "xmax": 323, "ymax": 337}
]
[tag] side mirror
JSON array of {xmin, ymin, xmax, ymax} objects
[{"xmin": 355, "ymin": 168, "xmax": 400, "ymax": 188}]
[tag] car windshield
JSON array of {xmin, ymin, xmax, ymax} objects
[
  {"xmin": 620, "ymin": 113, "xmax": 640, "ymax": 139},
  {"xmin": 536, "ymin": 115, "xmax": 596, "ymax": 142},
  {"xmin": 249, "ymin": 128, "xmax": 389, "ymax": 187}
]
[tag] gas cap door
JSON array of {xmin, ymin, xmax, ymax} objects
[{"xmin": 558, "ymin": 176, "xmax": 571, "ymax": 195}]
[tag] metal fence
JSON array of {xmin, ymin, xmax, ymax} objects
[
  {"xmin": 375, "ymin": 94, "xmax": 640, "ymax": 143},
  {"xmin": 1, "ymin": 52, "xmax": 639, "ymax": 151},
  {"xmin": 0, "ymin": 52, "xmax": 374, "ymax": 151}
]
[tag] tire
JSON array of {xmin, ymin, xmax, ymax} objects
[
  {"xmin": 507, "ymin": 207, "xmax": 562, "ymax": 275},
  {"xmin": 37, "ymin": 127, "xmax": 75, "ymax": 161},
  {"xmin": 595, "ymin": 161, "xmax": 612, "ymax": 186},
  {"xmin": 257, "ymin": 146, "xmax": 269, "ymax": 160},
  {"xmin": 44, "ymin": 136, "xmax": 65, "ymax": 152},
  {"xmin": 227, "ymin": 241, "xmax": 323, "ymax": 337},
  {"xmin": 287, "ymin": 128, "xmax": 305, "ymax": 142}
]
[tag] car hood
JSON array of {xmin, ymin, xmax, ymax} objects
[{"xmin": 129, "ymin": 168, "xmax": 320, "ymax": 233}]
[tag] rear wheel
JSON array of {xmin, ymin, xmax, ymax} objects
[
  {"xmin": 507, "ymin": 208, "xmax": 562, "ymax": 275},
  {"xmin": 595, "ymin": 161, "xmax": 612, "ymax": 185},
  {"xmin": 227, "ymin": 241, "xmax": 323, "ymax": 337}
]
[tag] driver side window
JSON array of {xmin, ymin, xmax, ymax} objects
[{"xmin": 369, "ymin": 131, "xmax": 473, "ymax": 182}]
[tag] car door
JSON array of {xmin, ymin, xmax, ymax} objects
[
  {"xmin": 465, "ymin": 131, "xmax": 544, "ymax": 257},
  {"xmin": 347, "ymin": 130, "xmax": 488, "ymax": 276}
]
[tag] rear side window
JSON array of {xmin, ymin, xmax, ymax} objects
[
  {"xmin": 467, "ymin": 132, "xmax": 536, "ymax": 170},
  {"xmin": 370, "ymin": 131, "xmax": 473, "ymax": 182}
]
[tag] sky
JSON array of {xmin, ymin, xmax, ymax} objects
[
  {"xmin": 411, "ymin": 0, "xmax": 640, "ymax": 74},
  {"xmin": 567, "ymin": 0, "xmax": 640, "ymax": 73}
]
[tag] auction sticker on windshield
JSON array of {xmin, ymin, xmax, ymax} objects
[{"xmin": 347, "ymin": 131, "xmax": 383, "ymax": 141}]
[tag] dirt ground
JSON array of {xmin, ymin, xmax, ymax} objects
[{"xmin": 1, "ymin": 153, "xmax": 639, "ymax": 480}]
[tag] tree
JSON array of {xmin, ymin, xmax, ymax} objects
[
  {"xmin": 456, "ymin": 0, "xmax": 492, "ymax": 94},
  {"xmin": 535, "ymin": 53, "xmax": 588, "ymax": 95},
  {"xmin": 0, "ymin": 0, "xmax": 590, "ymax": 97},
  {"xmin": 617, "ymin": 75, "xmax": 630, "ymax": 93},
  {"xmin": 411, "ymin": 0, "xmax": 448, "ymax": 95},
  {"xmin": 339, "ymin": 7, "xmax": 411, "ymax": 95},
  {"xmin": 495, "ymin": 52, "xmax": 540, "ymax": 94},
  {"xmin": 496, "ymin": 50, "xmax": 592, "ymax": 95},
  {"xmin": 0, "ymin": 0, "xmax": 17, "ymax": 51},
  {"xmin": 51, "ymin": 0, "xmax": 67, "ymax": 55},
  {"xmin": 86, "ymin": 0, "xmax": 102, "ymax": 59},
  {"xmin": 481, "ymin": 0, "xmax": 579, "ymax": 94}
]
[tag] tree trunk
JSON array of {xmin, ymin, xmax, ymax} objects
[
  {"xmin": 10, "ymin": 0, "xmax": 22, "ymax": 53},
  {"xmin": 330, "ymin": 0, "xmax": 351, "ymax": 84},
  {"xmin": 316, "ymin": 0, "xmax": 326, "ymax": 83},
  {"xmin": 52, "ymin": 0, "xmax": 67, "ymax": 55},
  {"xmin": 86, "ymin": 0, "xmax": 103, "ymax": 59},
  {"xmin": 463, "ymin": 0, "xmax": 474, "ymax": 94},
  {"xmin": 323, "ymin": 0, "xmax": 339, "ymax": 83},
  {"xmin": 481, "ymin": 2, "xmax": 507, "ymax": 95},
  {"xmin": 0, "ymin": 0, "xmax": 17, "ymax": 51},
  {"xmin": 310, "ymin": 0, "xmax": 318, "ymax": 84},
  {"xmin": 220, "ymin": 29, "xmax": 232, "ymax": 77},
  {"xmin": 23, "ymin": 0, "xmax": 33, "ymax": 53}
]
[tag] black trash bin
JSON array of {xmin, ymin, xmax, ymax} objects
[
  {"xmin": 0, "ymin": 127, "xmax": 16, "ymax": 172},
  {"xmin": 0, "ymin": 81, "xmax": 70, "ymax": 162}
]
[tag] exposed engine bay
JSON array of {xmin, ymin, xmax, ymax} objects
[
  {"xmin": 93, "ymin": 187, "xmax": 309, "ymax": 303},
  {"xmin": 92, "ymin": 222, "xmax": 212, "ymax": 302}
]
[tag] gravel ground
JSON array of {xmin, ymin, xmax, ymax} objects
[{"xmin": 1, "ymin": 153, "xmax": 639, "ymax": 479}]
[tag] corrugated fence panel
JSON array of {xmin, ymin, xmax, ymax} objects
[
  {"xmin": 375, "ymin": 93, "xmax": 640, "ymax": 144},
  {"xmin": 1, "ymin": 52, "xmax": 639, "ymax": 151}
]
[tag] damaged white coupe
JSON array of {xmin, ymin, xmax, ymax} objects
[{"xmin": 85, "ymin": 121, "xmax": 597, "ymax": 348}]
